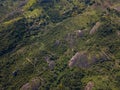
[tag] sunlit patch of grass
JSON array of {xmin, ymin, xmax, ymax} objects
[
  {"xmin": 3, "ymin": 17, "xmax": 22, "ymax": 26},
  {"xmin": 23, "ymin": 0, "xmax": 37, "ymax": 11},
  {"xmin": 23, "ymin": 8, "xmax": 43, "ymax": 19}
]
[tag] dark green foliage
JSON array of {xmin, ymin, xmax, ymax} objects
[
  {"xmin": 0, "ymin": 0, "xmax": 120, "ymax": 90},
  {"xmin": 97, "ymin": 23, "xmax": 115, "ymax": 37},
  {"xmin": 59, "ymin": 69, "xmax": 84, "ymax": 90}
]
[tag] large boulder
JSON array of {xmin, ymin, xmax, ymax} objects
[
  {"xmin": 45, "ymin": 56, "xmax": 55, "ymax": 70},
  {"xmin": 68, "ymin": 52, "xmax": 88, "ymax": 68},
  {"xmin": 84, "ymin": 81, "xmax": 94, "ymax": 90},
  {"xmin": 89, "ymin": 22, "xmax": 101, "ymax": 35},
  {"xmin": 20, "ymin": 78, "xmax": 41, "ymax": 90},
  {"xmin": 68, "ymin": 51, "xmax": 108, "ymax": 68}
]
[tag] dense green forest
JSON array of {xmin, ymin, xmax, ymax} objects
[{"xmin": 0, "ymin": 0, "xmax": 120, "ymax": 90}]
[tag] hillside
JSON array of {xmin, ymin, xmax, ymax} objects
[{"xmin": 0, "ymin": 0, "xmax": 120, "ymax": 90}]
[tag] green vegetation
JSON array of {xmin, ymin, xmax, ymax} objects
[
  {"xmin": 23, "ymin": 0, "xmax": 37, "ymax": 11},
  {"xmin": 0, "ymin": 0, "xmax": 120, "ymax": 90}
]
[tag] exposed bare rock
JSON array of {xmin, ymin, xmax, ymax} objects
[
  {"xmin": 48, "ymin": 61, "xmax": 55, "ymax": 70},
  {"xmin": 114, "ymin": 6, "xmax": 120, "ymax": 12},
  {"xmin": 54, "ymin": 40, "xmax": 60, "ymax": 46},
  {"xmin": 117, "ymin": 31, "xmax": 120, "ymax": 36},
  {"xmin": 68, "ymin": 52, "xmax": 88, "ymax": 68},
  {"xmin": 18, "ymin": 0, "xmax": 28, "ymax": 8},
  {"xmin": 90, "ymin": 22, "xmax": 101, "ymax": 35},
  {"xmin": 20, "ymin": 83, "xmax": 31, "ymax": 90},
  {"xmin": 45, "ymin": 56, "xmax": 55, "ymax": 70},
  {"xmin": 68, "ymin": 51, "xmax": 108, "ymax": 68},
  {"xmin": 85, "ymin": 81, "xmax": 94, "ymax": 90},
  {"xmin": 74, "ymin": 30, "xmax": 84, "ymax": 37},
  {"xmin": 68, "ymin": 52, "xmax": 79, "ymax": 67},
  {"xmin": 20, "ymin": 78, "xmax": 40, "ymax": 90}
]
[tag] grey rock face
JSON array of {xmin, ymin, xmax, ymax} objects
[
  {"xmin": 85, "ymin": 81, "xmax": 94, "ymax": 90},
  {"xmin": 68, "ymin": 52, "xmax": 88, "ymax": 68},
  {"xmin": 89, "ymin": 22, "xmax": 101, "ymax": 35},
  {"xmin": 20, "ymin": 78, "xmax": 40, "ymax": 90},
  {"xmin": 45, "ymin": 56, "xmax": 55, "ymax": 70},
  {"xmin": 68, "ymin": 51, "xmax": 108, "ymax": 68}
]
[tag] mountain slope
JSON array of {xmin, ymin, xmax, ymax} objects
[{"xmin": 0, "ymin": 0, "xmax": 120, "ymax": 90}]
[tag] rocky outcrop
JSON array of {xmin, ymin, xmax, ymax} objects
[
  {"xmin": 53, "ymin": 40, "xmax": 61, "ymax": 47},
  {"xmin": 45, "ymin": 56, "xmax": 55, "ymax": 70},
  {"xmin": 20, "ymin": 78, "xmax": 41, "ymax": 90},
  {"xmin": 48, "ymin": 61, "xmax": 55, "ymax": 70},
  {"xmin": 85, "ymin": 81, "xmax": 94, "ymax": 90},
  {"xmin": 68, "ymin": 52, "xmax": 88, "ymax": 68},
  {"xmin": 68, "ymin": 51, "xmax": 108, "ymax": 68},
  {"xmin": 117, "ymin": 31, "xmax": 120, "ymax": 36},
  {"xmin": 114, "ymin": 6, "xmax": 120, "ymax": 12},
  {"xmin": 89, "ymin": 22, "xmax": 101, "ymax": 35}
]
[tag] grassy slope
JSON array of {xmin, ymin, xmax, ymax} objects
[{"xmin": 0, "ymin": 0, "xmax": 120, "ymax": 90}]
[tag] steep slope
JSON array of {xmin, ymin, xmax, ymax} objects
[{"xmin": 0, "ymin": 0, "xmax": 120, "ymax": 90}]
